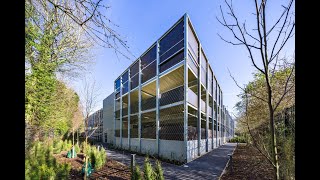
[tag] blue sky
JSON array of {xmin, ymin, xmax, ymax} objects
[{"xmin": 71, "ymin": 0, "xmax": 295, "ymax": 117}]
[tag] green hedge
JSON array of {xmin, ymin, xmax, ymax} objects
[{"xmin": 229, "ymin": 136, "xmax": 247, "ymax": 143}]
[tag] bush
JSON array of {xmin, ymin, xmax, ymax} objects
[
  {"xmin": 154, "ymin": 160, "xmax": 164, "ymax": 180},
  {"xmin": 229, "ymin": 136, "xmax": 246, "ymax": 143},
  {"xmin": 53, "ymin": 140, "xmax": 64, "ymax": 154},
  {"xmin": 144, "ymin": 157, "xmax": 155, "ymax": 180},
  {"xmin": 89, "ymin": 146, "xmax": 107, "ymax": 170},
  {"xmin": 75, "ymin": 144, "xmax": 80, "ymax": 153},
  {"xmin": 25, "ymin": 141, "xmax": 71, "ymax": 180},
  {"xmin": 131, "ymin": 165, "xmax": 142, "ymax": 180}
]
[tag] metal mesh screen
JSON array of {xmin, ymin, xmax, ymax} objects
[
  {"xmin": 130, "ymin": 115, "xmax": 139, "ymax": 138},
  {"xmin": 141, "ymin": 96, "xmax": 156, "ymax": 111},
  {"xmin": 130, "ymin": 90, "xmax": 139, "ymax": 114},
  {"xmin": 141, "ymin": 111, "xmax": 156, "ymax": 139},
  {"xmin": 122, "ymin": 117, "xmax": 128, "ymax": 138},
  {"xmin": 160, "ymin": 50, "xmax": 184, "ymax": 73},
  {"xmin": 159, "ymin": 105, "xmax": 184, "ymax": 141},
  {"xmin": 209, "ymin": 117, "xmax": 213, "ymax": 138},
  {"xmin": 115, "ymin": 99, "xmax": 120, "ymax": 119},
  {"xmin": 160, "ymin": 85, "xmax": 184, "ymax": 106},
  {"xmin": 142, "ymin": 60, "xmax": 156, "ymax": 83},
  {"xmin": 115, "ymin": 119, "xmax": 120, "ymax": 137},
  {"xmin": 188, "ymin": 114, "xmax": 198, "ymax": 141},
  {"xmin": 122, "ymin": 95, "xmax": 128, "ymax": 116}
]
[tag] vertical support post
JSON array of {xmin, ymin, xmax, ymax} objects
[
  {"xmin": 211, "ymin": 76, "xmax": 214, "ymax": 149},
  {"xmin": 183, "ymin": 13, "xmax": 189, "ymax": 162},
  {"xmin": 156, "ymin": 40, "xmax": 160, "ymax": 156},
  {"xmin": 128, "ymin": 69, "xmax": 131, "ymax": 150},
  {"xmin": 113, "ymin": 85, "xmax": 116, "ymax": 146},
  {"xmin": 206, "ymin": 59, "xmax": 209, "ymax": 152},
  {"xmin": 131, "ymin": 154, "xmax": 136, "ymax": 174},
  {"xmin": 197, "ymin": 44, "xmax": 201, "ymax": 156},
  {"xmin": 215, "ymin": 80, "xmax": 218, "ymax": 148},
  {"xmin": 138, "ymin": 58, "xmax": 142, "ymax": 153},
  {"xmin": 120, "ymin": 76, "xmax": 123, "ymax": 148}
]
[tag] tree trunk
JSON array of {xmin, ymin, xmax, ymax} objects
[
  {"xmin": 77, "ymin": 128, "xmax": 79, "ymax": 146},
  {"xmin": 266, "ymin": 76, "xmax": 280, "ymax": 180},
  {"xmin": 84, "ymin": 136, "xmax": 88, "ymax": 180},
  {"xmin": 72, "ymin": 127, "xmax": 75, "ymax": 158}
]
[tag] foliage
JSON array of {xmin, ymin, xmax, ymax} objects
[
  {"xmin": 131, "ymin": 165, "xmax": 143, "ymax": 180},
  {"xmin": 53, "ymin": 139, "xmax": 73, "ymax": 153},
  {"xmin": 143, "ymin": 157, "xmax": 155, "ymax": 180},
  {"xmin": 25, "ymin": 141, "xmax": 71, "ymax": 180},
  {"xmin": 25, "ymin": 0, "xmax": 87, "ymax": 145},
  {"xmin": 75, "ymin": 143, "xmax": 80, "ymax": 153},
  {"xmin": 235, "ymin": 67, "xmax": 295, "ymax": 180},
  {"xmin": 229, "ymin": 136, "xmax": 247, "ymax": 143},
  {"xmin": 81, "ymin": 142, "xmax": 107, "ymax": 170},
  {"xmin": 154, "ymin": 160, "xmax": 164, "ymax": 180}
]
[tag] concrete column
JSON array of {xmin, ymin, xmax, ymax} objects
[
  {"xmin": 197, "ymin": 44, "xmax": 201, "ymax": 156},
  {"xmin": 113, "ymin": 85, "xmax": 116, "ymax": 146},
  {"xmin": 128, "ymin": 69, "xmax": 131, "ymax": 149},
  {"xmin": 138, "ymin": 58, "xmax": 142, "ymax": 153},
  {"xmin": 206, "ymin": 59, "xmax": 209, "ymax": 152},
  {"xmin": 183, "ymin": 13, "xmax": 189, "ymax": 162},
  {"xmin": 156, "ymin": 40, "xmax": 160, "ymax": 156},
  {"xmin": 211, "ymin": 78, "xmax": 214, "ymax": 149},
  {"xmin": 120, "ymin": 77, "xmax": 123, "ymax": 148}
]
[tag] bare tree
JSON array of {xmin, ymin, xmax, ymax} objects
[
  {"xmin": 71, "ymin": 104, "xmax": 84, "ymax": 157},
  {"xmin": 27, "ymin": 0, "xmax": 136, "ymax": 61},
  {"xmin": 79, "ymin": 76, "xmax": 101, "ymax": 179},
  {"xmin": 217, "ymin": 0, "xmax": 295, "ymax": 179}
]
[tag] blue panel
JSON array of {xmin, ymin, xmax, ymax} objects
[{"xmin": 160, "ymin": 20, "xmax": 184, "ymax": 61}]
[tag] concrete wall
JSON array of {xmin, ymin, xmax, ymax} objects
[
  {"xmin": 213, "ymin": 138, "xmax": 217, "ymax": 149},
  {"xmin": 122, "ymin": 137, "xmax": 129, "ymax": 150},
  {"xmin": 103, "ymin": 93, "xmax": 114, "ymax": 144},
  {"xmin": 159, "ymin": 140, "xmax": 185, "ymax": 162},
  {"xmin": 141, "ymin": 139, "xmax": 157, "ymax": 156},
  {"xmin": 187, "ymin": 140, "xmax": 198, "ymax": 161},
  {"xmin": 130, "ymin": 138, "xmax": 139, "ymax": 152},
  {"xmin": 208, "ymin": 138, "xmax": 213, "ymax": 150},
  {"xmin": 200, "ymin": 139, "xmax": 206, "ymax": 155},
  {"xmin": 115, "ymin": 137, "xmax": 121, "ymax": 148}
]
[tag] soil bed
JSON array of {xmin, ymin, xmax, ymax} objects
[
  {"xmin": 220, "ymin": 143, "xmax": 274, "ymax": 180},
  {"xmin": 54, "ymin": 151, "xmax": 131, "ymax": 180}
]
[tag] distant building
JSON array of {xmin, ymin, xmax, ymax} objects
[
  {"xmin": 102, "ymin": 93, "xmax": 115, "ymax": 145},
  {"xmin": 103, "ymin": 13, "xmax": 235, "ymax": 163},
  {"xmin": 87, "ymin": 108, "xmax": 103, "ymax": 142}
]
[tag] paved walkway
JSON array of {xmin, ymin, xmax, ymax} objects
[{"xmin": 102, "ymin": 143, "xmax": 237, "ymax": 180}]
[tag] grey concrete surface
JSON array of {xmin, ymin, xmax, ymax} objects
[{"xmin": 101, "ymin": 143, "xmax": 237, "ymax": 180}]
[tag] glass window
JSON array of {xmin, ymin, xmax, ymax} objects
[
  {"xmin": 141, "ymin": 45, "xmax": 156, "ymax": 69},
  {"xmin": 160, "ymin": 40, "xmax": 184, "ymax": 63},
  {"xmin": 160, "ymin": 20, "xmax": 184, "ymax": 59},
  {"xmin": 122, "ymin": 71, "xmax": 129, "ymax": 83},
  {"xmin": 115, "ymin": 78, "xmax": 120, "ymax": 90},
  {"xmin": 130, "ymin": 74, "xmax": 139, "ymax": 90},
  {"xmin": 122, "ymin": 81, "xmax": 129, "ymax": 94},
  {"xmin": 141, "ymin": 45, "xmax": 157, "ymax": 83},
  {"xmin": 130, "ymin": 61, "xmax": 139, "ymax": 77},
  {"xmin": 141, "ymin": 61, "xmax": 156, "ymax": 83},
  {"xmin": 159, "ymin": 50, "xmax": 184, "ymax": 73}
]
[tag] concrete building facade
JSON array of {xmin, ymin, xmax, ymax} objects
[{"xmin": 104, "ymin": 14, "xmax": 234, "ymax": 163}]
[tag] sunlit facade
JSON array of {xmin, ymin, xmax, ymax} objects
[{"xmin": 112, "ymin": 14, "xmax": 234, "ymax": 163}]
